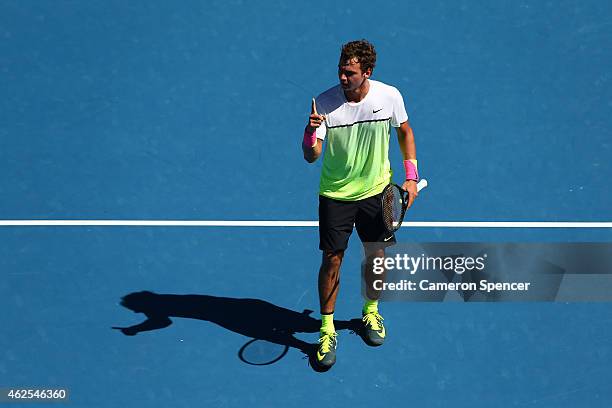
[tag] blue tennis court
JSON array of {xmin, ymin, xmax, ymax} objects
[{"xmin": 1, "ymin": 1, "xmax": 611, "ymax": 406}]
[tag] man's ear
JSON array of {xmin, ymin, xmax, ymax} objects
[{"xmin": 364, "ymin": 68, "xmax": 372, "ymax": 79}]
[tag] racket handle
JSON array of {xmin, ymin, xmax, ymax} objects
[{"xmin": 417, "ymin": 179, "xmax": 428, "ymax": 192}]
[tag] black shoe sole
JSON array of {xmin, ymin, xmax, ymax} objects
[
  {"xmin": 360, "ymin": 329, "xmax": 385, "ymax": 347},
  {"xmin": 309, "ymin": 353, "xmax": 335, "ymax": 372}
]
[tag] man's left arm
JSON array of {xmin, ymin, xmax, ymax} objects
[{"xmin": 396, "ymin": 121, "xmax": 418, "ymax": 208}]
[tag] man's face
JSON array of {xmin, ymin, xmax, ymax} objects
[{"xmin": 338, "ymin": 58, "xmax": 370, "ymax": 91}]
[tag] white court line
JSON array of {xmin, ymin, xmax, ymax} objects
[{"xmin": 0, "ymin": 220, "xmax": 611, "ymax": 228}]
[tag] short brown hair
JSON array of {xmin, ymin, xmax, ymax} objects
[{"xmin": 339, "ymin": 40, "xmax": 376, "ymax": 74}]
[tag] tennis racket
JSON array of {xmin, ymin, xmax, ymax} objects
[{"xmin": 382, "ymin": 179, "xmax": 428, "ymax": 232}]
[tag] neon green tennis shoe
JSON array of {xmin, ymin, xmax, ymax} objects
[
  {"xmin": 315, "ymin": 331, "xmax": 337, "ymax": 368},
  {"xmin": 361, "ymin": 312, "xmax": 385, "ymax": 347}
]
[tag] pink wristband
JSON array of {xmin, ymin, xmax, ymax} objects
[
  {"xmin": 403, "ymin": 160, "xmax": 419, "ymax": 181},
  {"xmin": 303, "ymin": 128, "xmax": 317, "ymax": 148}
]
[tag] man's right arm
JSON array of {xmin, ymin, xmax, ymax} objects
[{"xmin": 302, "ymin": 98, "xmax": 325, "ymax": 163}]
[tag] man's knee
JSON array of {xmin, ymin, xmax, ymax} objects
[
  {"xmin": 363, "ymin": 243, "xmax": 385, "ymax": 259},
  {"xmin": 322, "ymin": 250, "xmax": 344, "ymax": 270}
]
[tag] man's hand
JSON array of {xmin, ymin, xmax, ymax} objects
[
  {"xmin": 307, "ymin": 98, "xmax": 325, "ymax": 132},
  {"xmin": 303, "ymin": 98, "xmax": 324, "ymax": 163},
  {"xmin": 401, "ymin": 180, "xmax": 418, "ymax": 209}
]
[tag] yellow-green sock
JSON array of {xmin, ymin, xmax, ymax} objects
[
  {"xmin": 363, "ymin": 299, "xmax": 379, "ymax": 315},
  {"xmin": 320, "ymin": 313, "xmax": 335, "ymax": 334}
]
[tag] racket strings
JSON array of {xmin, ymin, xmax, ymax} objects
[{"xmin": 382, "ymin": 186, "xmax": 404, "ymax": 231}]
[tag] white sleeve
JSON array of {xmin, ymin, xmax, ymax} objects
[
  {"xmin": 391, "ymin": 88, "xmax": 409, "ymax": 127},
  {"xmin": 314, "ymin": 96, "xmax": 327, "ymax": 139},
  {"xmin": 315, "ymin": 120, "xmax": 327, "ymax": 140}
]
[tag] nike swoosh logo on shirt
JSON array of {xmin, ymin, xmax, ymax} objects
[{"xmin": 373, "ymin": 108, "xmax": 383, "ymax": 113}]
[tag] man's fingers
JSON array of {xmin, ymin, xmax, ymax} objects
[
  {"xmin": 310, "ymin": 114, "xmax": 323, "ymax": 121},
  {"xmin": 402, "ymin": 182, "xmax": 418, "ymax": 209},
  {"xmin": 308, "ymin": 99, "xmax": 324, "ymax": 130},
  {"xmin": 407, "ymin": 193, "xmax": 415, "ymax": 209},
  {"xmin": 408, "ymin": 187, "xmax": 418, "ymax": 208},
  {"xmin": 309, "ymin": 113, "xmax": 325, "ymax": 126}
]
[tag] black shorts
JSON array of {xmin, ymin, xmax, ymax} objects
[{"xmin": 319, "ymin": 192, "xmax": 396, "ymax": 252}]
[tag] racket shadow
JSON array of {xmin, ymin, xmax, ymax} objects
[{"xmin": 112, "ymin": 290, "xmax": 361, "ymax": 368}]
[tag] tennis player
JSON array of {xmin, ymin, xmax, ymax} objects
[{"xmin": 302, "ymin": 40, "xmax": 419, "ymax": 369}]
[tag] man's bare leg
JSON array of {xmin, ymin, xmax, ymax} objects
[
  {"xmin": 319, "ymin": 250, "xmax": 344, "ymax": 315},
  {"xmin": 363, "ymin": 247, "xmax": 385, "ymax": 302}
]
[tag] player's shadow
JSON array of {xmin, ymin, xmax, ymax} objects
[{"xmin": 112, "ymin": 290, "xmax": 361, "ymax": 371}]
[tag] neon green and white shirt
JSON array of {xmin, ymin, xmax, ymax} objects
[{"xmin": 314, "ymin": 79, "xmax": 408, "ymax": 201}]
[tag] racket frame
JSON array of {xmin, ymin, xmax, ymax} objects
[{"xmin": 381, "ymin": 183, "xmax": 409, "ymax": 233}]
